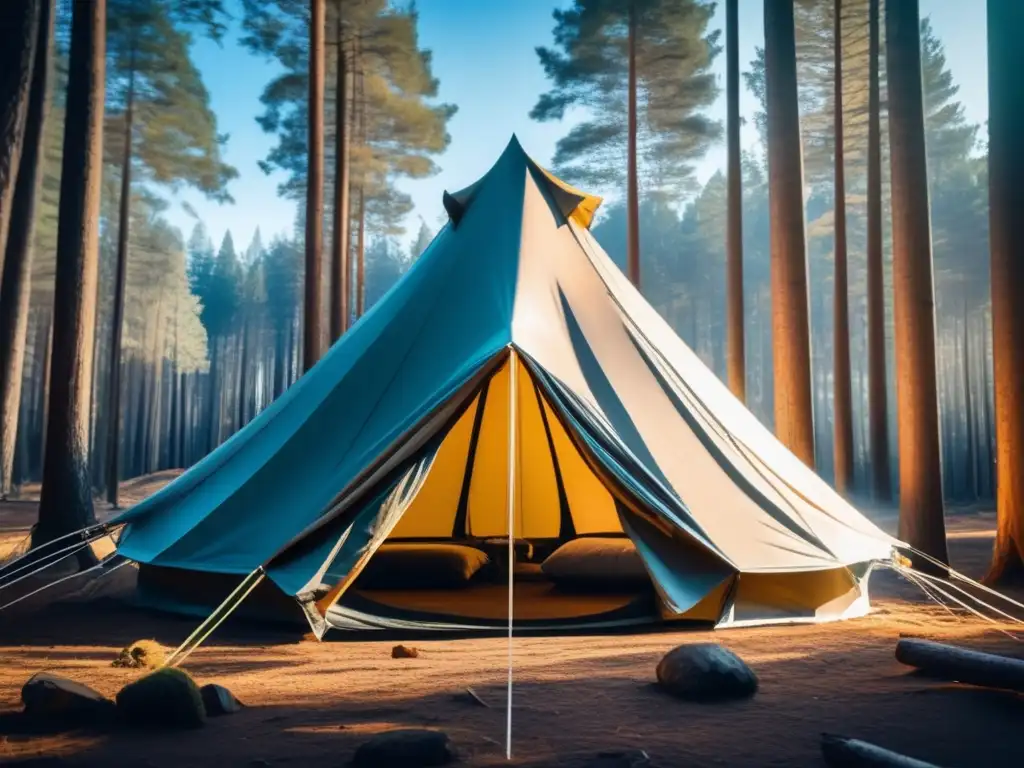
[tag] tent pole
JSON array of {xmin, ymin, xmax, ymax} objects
[{"xmin": 506, "ymin": 347, "xmax": 518, "ymax": 760}]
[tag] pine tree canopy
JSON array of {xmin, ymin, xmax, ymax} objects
[{"xmin": 531, "ymin": 0, "xmax": 722, "ymax": 198}]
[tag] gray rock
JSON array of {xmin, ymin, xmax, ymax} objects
[
  {"xmin": 201, "ymin": 683, "xmax": 244, "ymax": 716},
  {"xmin": 21, "ymin": 672, "xmax": 116, "ymax": 726},
  {"xmin": 351, "ymin": 728, "xmax": 455, "ymax": 767},
  {"xmin": 655, "ymin": 643, "xmax": 758, "ymax": 701}
]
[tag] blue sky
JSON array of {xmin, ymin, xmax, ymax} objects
[{"xmin": 163, "ymin": 0, "xmax": 989, "ymax": 254}]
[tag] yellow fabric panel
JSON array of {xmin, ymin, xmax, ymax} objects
[
  {"xmin": 388, "ymin": 394, "xmax": 479, "ymax": 539},
  {"xmin": 534, "ymin": 164, "xmax": 603, "ymax": 229},
  {"xmin": 668, "ymin": 576, "xmax": 734, "ymax": 622},
  {"xmin": 516, "ymin": 363, "xmax": 561, "ymax": 538},
  {"xmin": 467, "ymin": 360, "xmax": 514, "ymax": 537},
  {"xmin": 542, "ymin": 398, "xmax": 622, "ymax": 534},
  {"xmin": 389, "ymin": 356, "xmax": 619, "ymax": 541},
  {"xmin": 733, "ymin": 568, "xmax": 857, "ymax": 615}
]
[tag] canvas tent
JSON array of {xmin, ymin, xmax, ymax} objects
[{"xmin": 110, "ymin": 136, "xmax": 897, "ymax": 636}]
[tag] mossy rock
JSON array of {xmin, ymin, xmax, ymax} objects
[
  {"xmin": 112, "ymin": 639, "xmax": 166, "ymax": 670},
  {"xmin": 115, "ymin": 668, "xmax": 206, "ymax": 729}
]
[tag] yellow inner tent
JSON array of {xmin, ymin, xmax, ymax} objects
[
  {"xmin": 387, "ymin": 357, "xmax": 623, "ymax": 542},
  {"xmin": 336, "ymin": 355, "xmax": 863, "ymax": 626}
]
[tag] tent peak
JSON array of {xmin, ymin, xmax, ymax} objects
[{"xmin": 442, "ymin": 138, "xmax": 603, "ymax": 230}]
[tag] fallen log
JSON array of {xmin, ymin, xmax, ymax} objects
[
  {"xmin": 895, "ymin": 638, "xmax": 1024, "ymax": 692},
  {"xmin": 821, "ymin": 734, "xmax": 942, "ymax": 768}
]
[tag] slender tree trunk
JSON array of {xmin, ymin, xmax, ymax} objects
[
  {"xmin": 177, "ymin": 369, "xmax": 186, "ymax": 467},
  {"xmin": 626, "ymin": 0, "xmax": 640, "ymax": 290},
  {"xmin": 961, "ymin": 304, "xmax": 976, "ymax": 500},
  {"xmin": 832, "ymin": 0, "xmax": 854, "ymax": 495},
  {"xmin": 183, "ymin": 371, "xmax": 193, "ymax": 467},
  {"xmin": 207, "ymin": 336, "xmax": 219, "ymax": 453},
  {"xmin": 0, "ymin": 0, "xmax": 52, "ymax": 499},
  {"xmin": 986, "ymin": 0, "xmax": 1024, "ymax": 584},
  {"xmin": 0, "ymin": 0, "xmax": 41, "ymax": 270},
  {"xmin": 168, "ymin": 362, "xmax": 178, "ymax": 469},
  {"xmin": 35, "ymin": 0, "xmax": 105, "ymax": 554},
  {"xmin": 886, "ymin": 0, "xmax": 948, "ymax": 565},
  {"xmin": 147, "ymin": 304, "xmax": 164, "ymax": 474},
  {"xmin": 303, "ymin": 0, "xmax": 325, "ymax": 373},
  {"xmin": 236, "ymin": 318, "xmax": 249, "ymax": 428},
  {"xmin": 982, "ymin": 311, "xmax": 995, "ymax": 498},
  {"xmin": 216, "ymin": 337, "xmax": 227, "ymax": 444},
  {"xmin": 273, "ymin": 323, "xmax": 285, "ymax": 398},
  {"xmin": 330, "ymin": 28, "xmax": 351, "ymax": 341},
  {"xmin": 725, "ymin": 0, "xmax": 745, "ymax": 403},
  {"xmin": 105, "ymin": 55, "xmax": 134, "ymax": 508},
  {"xmin": 764, "ymin": 0, "xmax": 815, "ymax": 468},
  {"xmin": 37, "ymin": 310, "xmax": 52, "ymax": 476},
  {"xmin": 168, "ymin": 299, "xmax": 179, "ymax": 467},
  {"xmin": 866, "ymin": 0, "xmax": 892, "ymax": 501},
  {"xmin": 353, "ymin": 54, "xmax": 366, "ymax": 320},
  {"xmin": 355, "ymin": 185, "xmax": 366, "ymax": 318},
  {"xmin": 132, "ymin": 356, "xmax": 147, "ymax": 478}
]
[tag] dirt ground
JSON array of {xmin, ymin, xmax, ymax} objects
[{"xmin": 0, "ymin": 482, "xmax": 1020, "ymax": 767}]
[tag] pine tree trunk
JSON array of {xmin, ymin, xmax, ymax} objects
[
  {"xmin": 168, "ymin": 361, "xmax": 178, "ymax": 468},
  {"xmin": 291, "ymin": 312, "xmax": 300, "ymax": 385},
  {"xmin": 273, "ymin": 322, "xmax": 285, "ymax": 398},
  {"xmin": 236, "ymin": 319, "xmax": 248, "ymax": 428},
  {"xmin": 176, "ymin": 369, "xmax": 186, "ymax": 468},
  {"xmin": 832, "ymin": 0, "xmax": 854, "ymax": 495},
  {"xmin": 105, "ymin": 56, "xmax": 134, "ymax": 507},
  {"xmin": 761, "ymin": 283, "xmax": 775, "ymax": 432},
  {"xmin": 0, "ymin": 0, "xmax": 52, "ymax": 499},
  {"xmin": 764, "ymin": 0, "xmax": 815, "ymax": 468},
  {"xmin": 886, "ymin": 0, "xmax": 948, "ymax": 565},
  {"xmin": 181, "ymin": 371, "xmax": 191, "ymax": 466},
  {"xmin": 35, "ymin": 0, "xmax": 105, "ymax": 555},
  {"xmin": 36, "ymin": 310, "xmax": 52, "ymax": 478},
  {"xmin": 962, "ymin": 304, "xmax": 976, "ymax": 500},
  {"xmin": 724, "ymin": 0, "xmax": 745, "ymax": 403},
  {"xmin": 626, "ymin": 0, "xmax": 641, "ymax": 290},
  {"xmin": 866, "ymin": 0, "xmax": 892, "ymax": 501},
  {"xmin": 981, "ymin": 312, "xmax": 995, "ymax": 498},
  {"xmin": 207, "ymin": 336, "xmax": 219, "ymax": 453},
  {"xmin": 942, "ymin": 328, "xmax": 956, "ymax": 498},
  {"xmin": 132, "ymin": 357, "xmax": 147, "ymax": 479},
  {"xmin": 356, "ymin": 185, "xmax": 366, "ymax": 318},
  {"xmin": 303, "ymin": 0, "xmax": 325, "ymax": 373},
  {"xmin": 147, "ymin": 300, "xmax": 164, "ymax": 473},
  {"xmin": 168, "ymin": 301, "xmax": 179, "ymax": 467},
  {"xmin": 150, "ymin": 359, "xmax": 163, "ymax": 474},
  {"xmin": 0, "ymin": 0, "xmax": 41, "ymax": 270},
  {"xmin": 216, "ymin": 337, "xmax": 227, "ymax": 445},
  {"xmin": 985, "ymin": 0, "xmax": 1024, "ymax": 584},
  {"xmin": 330, "ymin": 28, "xmax": 351, "ymax": 341}
]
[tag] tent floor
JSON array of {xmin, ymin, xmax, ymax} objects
[
  {"xmin": 334, "ymin": 581, "xmax": 660, "ymax": 631},
  {"xmin": 133, "ymin": 564, "xmax": 663, "ymax": 633}
]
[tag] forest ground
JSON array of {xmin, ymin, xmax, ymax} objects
[{"xmin": 0, "ymin": 480, "xmax": 1020, "ymax": 767}]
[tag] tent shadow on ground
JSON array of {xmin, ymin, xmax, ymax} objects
[{"xmin": 0, "ymin": 636, "xmax": 1021, "ymax": 768}]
